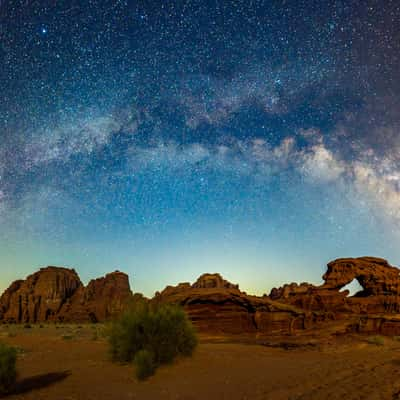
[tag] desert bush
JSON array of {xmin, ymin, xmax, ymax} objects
[
  {"xmin": 367, "ymin": 335, "xmax": 385, "ymax": 346},
  {"xmin": 134, "ymin": 349, "xmax": 156, "ymax": 380},
  {"xmin": 107, "ymin": 302, "xmax": 197, "ymax": 379},
  {"xmin": 61, "ymin": 334, "xmax": 75, "ymax": 340},
  {"xmin": 0, "ymin": 342, "xmax": 17, "ymax": 394},
  {"xmin": 23, "ymin": 323, "xmax": 32, "ymax": 329}
]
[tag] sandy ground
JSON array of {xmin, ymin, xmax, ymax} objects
[{"xmin": 0, "ymin": 325, "xmax": 400, "ymax": 400}]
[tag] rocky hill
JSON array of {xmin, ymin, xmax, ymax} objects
[
  {"xmin": 0, "ymin": 267, "xmax": 132, "ymax": 323},
  {"xmin": 2, "ymin": 257, "xmax": 400, "ymax": 336}
]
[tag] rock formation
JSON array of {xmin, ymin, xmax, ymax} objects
[
  {"xmin": 323, "ymin": 257, "xmax": 400, "ymax": 295},
  {"xmin": 0, "ymin": 267, "xmax": 132, "ymax": 323},
  {"xmin": 269, "ymin": 257, "xmax": 400, "ymax": 329},
  {"xmin": 2, "ymin": 256, "xmax": 400, "ymax": 336},
  {"xmin": 154, "ymin": 273, "xmax": 312, "ymax": 334}
]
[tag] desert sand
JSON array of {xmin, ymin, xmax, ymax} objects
[{"xmin": 1, "ymin": 324, "xmax": 399, "ymax": 400}]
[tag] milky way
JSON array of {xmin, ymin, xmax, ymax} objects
[{"xmin": 1, "ymin": 1, "xmax": 400, "ymax": 295}]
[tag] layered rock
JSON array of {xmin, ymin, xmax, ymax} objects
[
  {"xmin": 155, "ymin": 273, "xmax": 311, "ymax": 334},
  {"xmin": 0, "ymin": 267, "xmax": 82, "ymax": 323},
  {"xmin": 270, "ymin": 257, "xmax": 400, "ymax": 315},
  {"xmin": 192, "ymin": 273, "xmax": 239, "ymax": 290},
  {"xmin": 0, "ymin": 267, "xmax": 132, "ymax": 323},
  {"xmin": 3, "ymin": 256, "xmax": 400, "ymax": 336},
  {"xmin": 59, "ymin": 271, "xmax": 133, "ymax": 322},
  {"xmin": 323, "ymin": 257, "xmax": 400, "ymax": 295}
]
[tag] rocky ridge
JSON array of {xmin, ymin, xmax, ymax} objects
[{"xmin": 2, "ymin": 256, "xmax": 400, "ymax": 336}]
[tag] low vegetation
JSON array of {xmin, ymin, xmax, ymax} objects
[
  {"xmin": 367, "ymin": 335, "xmax": 385, "ymax": 346},
  {"xmin": 0, "ymin": 342, "xmax": 17, "ymax": 394},
  {"xmin": 107, "ymin": 302, "xmax": 197, "ymax": 380}
]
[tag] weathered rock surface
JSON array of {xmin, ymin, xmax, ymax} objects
[
  {"xmin": 3, "ymin": 256, "xmax": 400, "ymax": 336},
  {"xmin": 323, "ymin": 257, "xmax": 400, "ymax": 295},
  {"xmin": 59, "ymin": 271, "xmax": 133, "ymax": 322},
  {"xmin": 270, "ymin": 257, "xmax": 400, "ymax": 316},
  {"xmin": 192, "ymin": 273, "xmax": 239, "ymax": 290},
  {"xmin": 0, "ymin": 267, "xmax": 132, "ymax": 323},
  {"xmin": 155, "ymin": 273, "xmax": 312, "ymax": 334}
]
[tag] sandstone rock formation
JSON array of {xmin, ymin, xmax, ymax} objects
[
  {"xmin": 155, "ymin": 273, "xmax": 312, "ymax": 334},
  {"xmin": 2, "ymin": 256, "xmax": 400, "ymax": 336},
  {"xmin": 270, "ymin": 257, "xmax": 400, "ymax": 315},
  {"xmin": 323, "ymin": 257, "xmax": 400, "ymax": 295},
  {"xmin": 59, "ymin": 271, "xmax": 133, "ymax": 322},
  {"xmin": 192, "ymin": 273, "xmax": 239, "ymax": 290},
  {"xmin": 0, "ymin": 267, "xmax": 132, "ymax": 323}
]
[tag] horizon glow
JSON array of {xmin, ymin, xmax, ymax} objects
[{"xmin": 1, "ymin": 1, "xmax": 400, "ymax": 298}]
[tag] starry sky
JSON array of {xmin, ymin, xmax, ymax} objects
[{"xmin": 1, "ymin": 0, "xmax": 400, "ymax": 296}]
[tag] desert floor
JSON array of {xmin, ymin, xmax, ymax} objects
[{"xmin": 1, "ymin": 324, "xmax": 400, "ymax": 400}]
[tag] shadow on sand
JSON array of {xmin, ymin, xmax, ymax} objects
[{"xmin": 1, "ymin": 370, "xmax": 71, "ymax": 397}]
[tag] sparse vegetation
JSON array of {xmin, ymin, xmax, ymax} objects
[
  {"xmin": 107, "ymin": 302, "xmax": 197, "ymax": 379},
  {"xmin": 61, "ymin": 334, "xmax": 75, "ymax": 340},
  {"xmin": 134, "ymin": 349, "xmax": 156, "ymax": 380},
  {"xmin": 0, "ymin": 342, "xmax": 17, "ymax": 394},
  {"xmin": 367, "ymin": 335, "xmax": 385, "ymax": 346}
]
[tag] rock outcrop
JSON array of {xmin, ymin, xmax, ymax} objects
[
  {"xmin": 192, "ymin": 273, "xmax": 239, "ymax": 290},
  {"xmin": 155, "ymin": 273, "xmax": 312, "ymax": 334},
  {"xmin": 0, "ymin": 267, "xmax": 132, "ymax": 323},
  {"xmin": 323, "ymin": 257, "xmax": 400, "ymax": 295},
  {"xmin": 59, "ymin": 271, "xmax": 133, "ymax": 322},
  {"xmin": 270, "ymin": 257, "xmax": 400, "ymax": 315},
  {"xmin": 2, "ymin": 256, "xmax": 400, "ymax": 336}
]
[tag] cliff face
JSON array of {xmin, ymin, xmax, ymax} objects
[
  {"xmin": 59, "ymin": 271, "xmax": 133, "ymax": 322},
  {"xmin": 0, "ymin": 267, "xmax": 132, "ymax": 323}
]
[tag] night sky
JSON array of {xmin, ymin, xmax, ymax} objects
[{"xmin": 1, "ymin": 0, "xmax": 400, "ymax": 296}]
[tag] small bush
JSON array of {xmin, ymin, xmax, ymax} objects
[
  {"xmin": 0, "ymin": 343, "xmax": 17, "ymax": 394},
  {"xmin": 61, "ymin": 334, "xmax": 75, "ymax": 340},
  {"xmin": 107, "ymin": 302, "xmax": 197, "ymax": 379},
  {"xmin": 367, "ymin": 335, "xmax": 385, "ymax": 346},
  {"xmin": 134, "ymin": 350, "xmax": 156, "ymax": 380},
  {"xmin": 23, "ymin": 324, "xmax": 32, "ymax": 329}
]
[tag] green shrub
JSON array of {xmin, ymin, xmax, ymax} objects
[
  {"xmin": 0, "ymin": 343, "xmax": 17, "ymax": 394},
  {"xmin": 367, "ymin": 335, "xmax": 385, "ymax": 346},
  {"xmin": 134, "ymin": 349, "xmax": 156, "ymax": 380},
  {"xmin": 61, "ymin": 334, "xmax": 75, "ymax": 340},
  {"xmin": 107, "ymin": 302, "xmax": 197, "ymax": 378}
]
